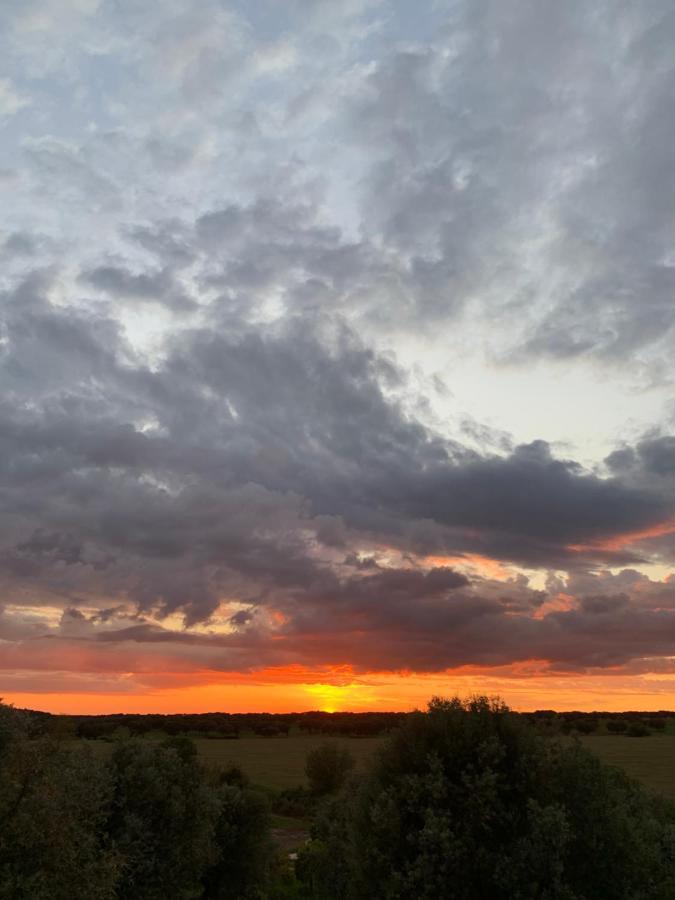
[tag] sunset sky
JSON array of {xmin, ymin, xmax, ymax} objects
[{"xmin": 4, "ymin": 1, "xmax": 675, "ymax": 714}]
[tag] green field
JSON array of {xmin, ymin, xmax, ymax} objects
[
  {"xmin": 77, "ymin": 732, "xmax": 675, "ymax": 799},
  {"xmin": 194, "ymin": 735, "xmax": 382, "ymax": 790},
  {"xmin": 79, "ymin": 735, "xmax": 384, "ymax": 791},
  {"xmin": 581, "ymin": 735, "xmax": 675, "ymax": 800},
  {"xmin": 203, "ymin": 733, "xmax": 675, "ymax": 798}
]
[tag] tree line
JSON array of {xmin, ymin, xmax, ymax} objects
[
  {"xmin": 38, "ymin": 710, "xmax": 408, "ymax": 741},
  {"xmin": 28, "ymin": 708, "xmax": 675, "ymax": 742}
]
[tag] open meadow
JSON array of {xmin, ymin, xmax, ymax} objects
[
  {"xmin": 79, "ymin": 734, "xmax": 384, "ymax": 791},
  {"xmin": 200, "ymin": 733, "xmax": 675, "ymax": 799},
  {"xmin": 193, "ymin": 734, "xmax": 383, "ymax": 790},
  {"xmin": 77, "ymin": 731, "xmax": 675, "ymax": 798},
  {"xmin": 581, "ymin": 735, "xmax": 675, "ymax": 800}
]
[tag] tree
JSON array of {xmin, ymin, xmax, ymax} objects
[
  {"xmin": 305, "ymin": 743, "xmax": 355, "ymax": 795},
  {"xmin": 607, "ymin": 719, "xmax": 628, "ymax": 733},
  {"xmin": 299, "ymin": 696, "xmax": 675, "ymax": 899},
  {"xmin": 0, "ymin": 707, "xmax": 117, "ymax": 899},
  {"xmin": 201, "ymin": 772, "xmax": 274, "ymax": 899},
  {"xmin": 627, "ymin": 721, "xmax": 651, "ymax": 737},
  {"xmin": 106, "ymin": 738, "xmax": 219, "ymax": 899},
  {"xmin": 0, "ymin": 703, "xmax": 278, "ymax": 899}
]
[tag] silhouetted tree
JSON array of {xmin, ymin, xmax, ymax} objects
[{"xmin": 299, "ymin": 696, "xmax": 675, "ymax": 899}]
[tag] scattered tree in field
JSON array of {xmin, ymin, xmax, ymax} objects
[
  {"xmin": 305, "ymin": 743, "xmax": 355, "ymax": 795},
  {"xmin": 627, "ymin": 721, "xmax": 651, "ymax": 737},
  {"xmin": 299, "ymin": 696, "xmax": 675, "ymax": 899},
  {"xmin": 573, "ymin": 716, "xmax": 598, "ymax": 734},
  {"xmin": 607, "ymin": 719, "xmax": 628, "ymax": 733}
]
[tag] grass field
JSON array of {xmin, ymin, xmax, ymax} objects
[
  {"xmin": 202, "ymin": 733, "xmax": 675, "ymax": 798},
  {"xmin": 194, "ymin": 735, "xmax": 382, "ymax": 790},
  {"xmin": 78, "ymin": 734, "xmax": 384, "ymax": 791},
  {"xmin": 76, "ymin": 732, "xmax": 675, "ymax": 799},
  {"xmin": 581, "ymin": 735, "xmax": 675, "ymax": 800}
]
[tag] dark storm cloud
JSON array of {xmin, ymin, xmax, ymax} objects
[
  {"xmin": 5, "ymin": 0, "xmax": 675, "ymax": 688},
  {"xmin": 15, "ymin": 566, "xmax": 675, "ymax": 678},
  {"xmin": 0, "ymin": 263, "xmax": 673, "ymax": 645},
  {"xmin": 624, "ymin": 436, "xmax": 675, "ymax": 478}
]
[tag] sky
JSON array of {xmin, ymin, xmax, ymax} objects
[{"xmin": 3, "ymin": 1, "xmax": 675, "ymax": 714}]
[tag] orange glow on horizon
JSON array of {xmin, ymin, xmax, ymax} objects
[{"xmin": 6, "ymin": 663, "xmax": 675, "ymax": 715}]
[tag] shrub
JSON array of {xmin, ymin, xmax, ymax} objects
[
  {"xmin": 649, "ymin": 717, "xmax": 667, "ymax": 731},
  {"xmin": 274, "ymin": 786, "xmax": 316, "ymax": 818},
  {"xmin": 627, "ymin": 721, "xmax": 651, "ymax": 737},
  {"xmin": 607, "ymin": 719, "xmax": 628, "ymax": 733},
  {"xmin": 573, "ymin": 717, "xmax": 598, "ymax": 734},
  {"xmin": 305, "ymin": 743, "xmax": 355, "ymax": 795}
]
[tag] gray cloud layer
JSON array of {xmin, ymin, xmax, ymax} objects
[{"xmin": 2, "ymin": 1, "xmax": 675, "ymax": 690}]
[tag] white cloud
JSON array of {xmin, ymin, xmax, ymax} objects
[{"xmin": 0, "ymin": 78, "xmax": 30, "ymax": 116}]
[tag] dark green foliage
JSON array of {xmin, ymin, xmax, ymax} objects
[
  {"xmin": 572, "ymin": 717, "xmax": 597, "ymax": 734},
  {"xmin": 305, "ymin": 742, "xmax": 355, "ymax": 795},
  {"xmin": 0, "ymin": 703, "xmax": 276, "ymax": 899},
  {"xmin": 66, "ymin": 710, "xmax": 405, "ymax": 741},
  {"xmin": 300, "ymin": 696, "xmax": 675, "ymax": 899},
  {"xmin": 219, "ymin": 763, "xmax": 250, "ymax": 789},
  {"xmin": 649, "ymin": 717, "xmax": 667, "ymax": 731},
  {"xmin": 607, "ymin": 719, "xmax": 628, "ymax": 733},
  {"xmin": 107, "ymin": 738, "xmax": 219, "ymax": 899},
  {"xmin": 273, "ymin": 786, "xmax": 316, "ymax": 818},
  {"xmin": 627, "ymin": 721, "xmax": 651, "ymax": 737},
  {"xmin": 265, "ymin": 858, "xmax": 314, "ymax": 900},
  {"xmin": 0, "ymin": 719, "xmax": 117, "ymax": 899},
  {"xmin": 202, "ymin": 773, "xmax": 274, "ymax": 899}
]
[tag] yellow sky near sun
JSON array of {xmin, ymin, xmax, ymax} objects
[{"xmin": 7, "ymin": 667, "xmax": 675, "ymax": 715}]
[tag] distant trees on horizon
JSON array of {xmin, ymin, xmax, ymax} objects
[{"xmin": 19, "ymin": 706, "xmax": 675, "ymax": 743}]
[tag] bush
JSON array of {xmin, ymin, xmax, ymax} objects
[
  {"xmin": 274, "ymin": 786, "xmax": 316, "ymax": 818},
  {"xmin": 573, "ymin": 717, "xmax": 598, "ymax": 734},
  {"xmin": 299, "ymin": 696, "xmax": 675, "ymax": 899},
  {"xmin": 607, "ymin": 719, "xmax": 628, "ymax": 733},
  {"xmin": 649, "ymin": 717, "xmax": 667, "ymax": 731},
  {"xmin": 305, "ymin": 743, "xmax": 355, "ymax": 795},
  {"xmin": 627, "ymin": 721, "xmax": 651, "ymax": 737}
]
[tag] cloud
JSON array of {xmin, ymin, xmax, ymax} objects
[
  {"xmin": 0, "ymin": 78, "xmax": 29, "ymax": 116},
  {"xmin": 1, "ymin": 264, "xmax": 674, "ymax": 663},
  {"xmin": 4, "ymin": 1, "xmax": 675, "ymax": 701}
]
